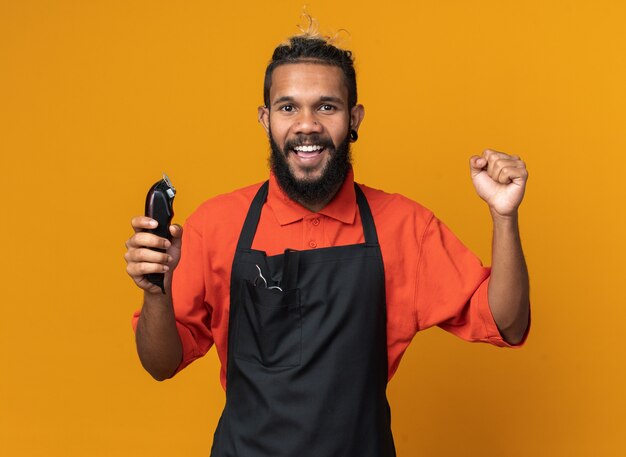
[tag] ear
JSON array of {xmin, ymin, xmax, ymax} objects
[
  {"xmin": 350, "ymin": 104, "xmax": 365, "ymax": 132},
  {"xmin": 258, "ymin": 105, "xmax": 270, "ymax": 136}
]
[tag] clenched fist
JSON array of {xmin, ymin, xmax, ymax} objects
[{"xmin": 470, "ymin": 149, "xmax": 528, "ymax": 217}]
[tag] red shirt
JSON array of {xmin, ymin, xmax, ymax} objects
[{"xmin": 133, "ymin": 169, "xmax": 524, "ymax": 389}]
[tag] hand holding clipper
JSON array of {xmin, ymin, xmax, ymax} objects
[{"xmin": 144, "ymin": 174, "xmax": 176, "ymax": 294}]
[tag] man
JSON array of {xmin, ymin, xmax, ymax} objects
[{"xmin": 125, "ymin": 33, "xmax": 529, "ymax": 456}]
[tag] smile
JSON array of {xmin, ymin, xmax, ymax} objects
[
  {"xmin": 292, "ymin": 144, "xmax": 326, "ymax": 160},
  {"xmin": 293, "ymin": 144, "xmax": 324, "ymax": 153}
]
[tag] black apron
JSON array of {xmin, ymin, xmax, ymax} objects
[{"xmin": 210, "ymin": 181, "xmax": 396, "ymax": 457}]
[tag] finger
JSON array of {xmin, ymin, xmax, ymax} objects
[
  {"xmin": 483, "ymin": 150, "xmax": 510, "ymax": 177},
  {"xmin": 483, "ymin": 149, "xmax": 518, "ymax": 173},
  {"xmin": 483, "ymin": 148, "xmax": 511, "ymax": 160},
  {"xmin": 489, "ymin": 158, "xmax": 525, "ymax": 181},
  {"xmin": 169, "ymin": 224, "xmax": 183, "ymax": 239},
  {"xmin": 131, "ymin": 216, "xmax": 158, "ymax": 232},
  {"xmin": 469, "ymin": 155, "xmax": 488, "ymax": 172},
  {"xmin": 126, "ymin": 261, "xmax": 170, "ymax": 277},
  {"xmin": 126, "ymin": 232, "xmax": 172, "ymax": 249},
  {"xmin": 125, "ymin": 248, "xmax": 171, "ymax": 265},
  {"xmin": 497, "ymin": 166, "xmax": 529, "ymax": 184},
  {"xmin": 169, "ymin": 224, "xmax": 184, "ymax": 250},
  {"xmin": 492, "ymin": 159, "xmax": 526, "ymax": 182}
]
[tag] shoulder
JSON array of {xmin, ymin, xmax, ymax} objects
[
  {"xmin": 185, "ymin": 181, "xmax": 265, "ymax": 234},
  {"xmin": 357, "ymin": 182, "xmax": 435, "ymax": 229}
]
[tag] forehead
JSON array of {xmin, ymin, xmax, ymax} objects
[{"xmin": 269, "ymin": 63, "xmax": 348, "ymax": 103}]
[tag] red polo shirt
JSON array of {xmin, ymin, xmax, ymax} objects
[{"xmin": 132, "ymin": 169, "xmax": 525, "ymax": 389}]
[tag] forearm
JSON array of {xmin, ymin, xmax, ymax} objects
[
  {"xmin": 487, "ymin": 210, "xmax": 530, "ymax": 345},
  {"xmin": 135, "ymin": 290, "xmax": 183, "ymax": 381}
]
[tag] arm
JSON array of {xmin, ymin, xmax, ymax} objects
[
  {"xmin": 125, "ymin": 217, "xmax": 184, "ymax": 380},
  {"xmin": 470, "ymin": 149, "xmax": 530, "ymax": 345},
  {"xmin": 135, "ymin": 291, "xmax": 183, "ymax": 381}
]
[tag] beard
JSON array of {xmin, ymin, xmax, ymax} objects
[{"xmin": 268, "ymin": 130, "xmax": 352, "ymax": 208}]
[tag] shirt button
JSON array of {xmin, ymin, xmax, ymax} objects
[
  {"xmin": 311, "ymin": 218, "xmax": 320, "ymax": 226},
  {"xmin": 309, "ymin": 241, "xmax": 317, "ymax": 248}
]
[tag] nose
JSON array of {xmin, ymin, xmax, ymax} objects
[{"xmin": 294, "ymin": 109, "xmax": 323, "ymax": 134}]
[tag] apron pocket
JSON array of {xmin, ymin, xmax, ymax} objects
[{"xmin": 234, "ymin": 279, "xmax": 302, "ymax": 367}]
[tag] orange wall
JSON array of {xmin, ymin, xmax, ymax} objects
[{"xmin": 1, "ymin": 1, "xmax": 625, "ymax": 455}]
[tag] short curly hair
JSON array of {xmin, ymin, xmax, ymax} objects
[{"xmin": 263, "ymin": 35, "xmax": 358, "ymax": 108}]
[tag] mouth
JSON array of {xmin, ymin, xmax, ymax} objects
[{"xmin": 291, "ymin": 144, "xmax": 326, "ymax": 160}]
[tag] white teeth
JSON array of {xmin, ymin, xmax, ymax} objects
[{"xmin": 294, "ymin": 145, "xmax": 323, "ymax": 152}]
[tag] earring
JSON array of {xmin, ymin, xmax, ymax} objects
[{"xmin": 350, "ymin": 129, "xmax": 358, "ymax": 142}]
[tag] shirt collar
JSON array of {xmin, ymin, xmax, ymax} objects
[{"xmin": 267, "ymin": 168, "xmax": 357, "ymax": 226}]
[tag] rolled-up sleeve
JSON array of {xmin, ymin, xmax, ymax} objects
[
  {"xmin": 414, "ymin": 216, "xmax": 528, "ymax": 348},
  {"xmin": 131, "ymin": 218, "xmax": 214, "ymax": 375}
]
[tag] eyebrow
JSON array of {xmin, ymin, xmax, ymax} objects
[
  {"xmin": 272, "ymin": 95, "xmax": 345, "ymax": 106},
  {"xmin": 319, "ymin": 96, "xmax": 344, "ymax": 104}
]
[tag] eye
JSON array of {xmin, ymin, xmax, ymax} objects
[
  {"xmin": 279, "ymin": 104, "xmax": 295, "ymax": 112},
  {"xmin": 319, "ymin": 104, "xmax": 336, "ymax": 111}
]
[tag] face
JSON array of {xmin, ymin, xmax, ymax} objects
[{"xmin": 259, "ymin": 63, "xmax": 364, "ymax": 207}]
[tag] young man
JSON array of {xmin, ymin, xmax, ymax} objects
[{"xmin": 125, "ymin": 34, "xmax": 529, "ymax": 456}]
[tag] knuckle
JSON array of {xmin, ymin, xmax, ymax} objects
[
  {"xmin": 129, "ymin": 233, "xmax": 141, "ymax": 246},
  {"xmin": 131, "ymin": 217, "xmax": 143, "ymax": 229},
  {"xmin": 134, "ymin": 249, "xmax": 144, "ymax": 262}
]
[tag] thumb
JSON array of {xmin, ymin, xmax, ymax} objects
[
  {"xmin": 469, "ymin": 155, "xmax": 487, "ymax": 177},
  {"xmin": 169, "ymin": 224, "xmax": 183, "ymax": 245}
]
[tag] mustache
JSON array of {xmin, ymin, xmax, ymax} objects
[{"xmin": 284, "ymin": 135, "xmax": 335, "ymax": 153}]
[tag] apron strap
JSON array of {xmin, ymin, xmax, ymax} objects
[
  {"xmin": 236, "ymin": 181, "xmax": 269, "ymax": 251},
  {"xmin": 235, "ymin": 180, "xmax": 379, "ymax": 250},
  {"xmin": 354, "ymin": 184, "xmax": 380, "ymax": 246}
]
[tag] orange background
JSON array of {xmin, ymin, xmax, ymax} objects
[{"xmin": 1, "ymin": 1, "xmax": 625, "ymax": 456}]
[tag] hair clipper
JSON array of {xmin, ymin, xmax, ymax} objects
[{"xmin": 144, "ymin": 173, "xmax": 176, "ymax": 294}]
